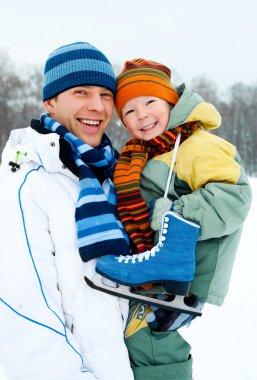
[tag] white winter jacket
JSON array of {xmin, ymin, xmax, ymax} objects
[{"xmin": 0, "ymin": 127, "xmax": 134, "ymax": 380}]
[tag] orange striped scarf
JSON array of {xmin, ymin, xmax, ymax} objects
[{"xmin": 114, "ymin": 123, "xmax": 198, "ymax": 254}]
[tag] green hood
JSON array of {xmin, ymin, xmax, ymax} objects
[{"xmin": 166, "ymin": 84, "xmax": 222, "ymax": 131}]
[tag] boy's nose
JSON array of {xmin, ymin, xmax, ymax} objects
[{"xmin": 137, "ymin": 108, "xmax": 148, "ymax": 119}]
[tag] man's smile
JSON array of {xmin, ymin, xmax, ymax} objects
[
  {"xmin": 78, "ymin": 118, "xmax": 102, "ymax": 126},
  {"xmin": 77, "ymin": 118, "xmax": 105, "ymax": 134}
]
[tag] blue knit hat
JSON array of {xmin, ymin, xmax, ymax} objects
[{"xmin": 42, "ymin": 42, "xmax": 116, "ymax": 101}]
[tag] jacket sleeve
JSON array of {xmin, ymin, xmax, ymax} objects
[
  {"xmin": 0, "ymin": 164, "xmax": 133, "ymax": 380},
  {"xmin": 173, "ymin": 145, "xmax": 252, "ymax": 240},
  {"xmin": 173, "ymin": 177, "xmax": 252, "ymax": 240},
  {"xmin": 0, "ymin": 165, "xmax": 97, "ymax": 380}
]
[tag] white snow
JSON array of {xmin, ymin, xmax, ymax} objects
[{"xmin": 181, "ymin": 177, "xmax": 257, "ymax": 380}]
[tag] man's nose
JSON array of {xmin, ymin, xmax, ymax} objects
[{"xmin": 87, "ymin": 95, "xmax": 104, "ymax": 112}]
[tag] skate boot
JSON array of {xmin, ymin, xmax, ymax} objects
[{"xmin": 95, "ymin": 211, "xmax": 200, "ymax": 296}]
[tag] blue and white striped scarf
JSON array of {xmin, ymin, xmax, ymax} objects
[{"xmin": 40, "ymin": 113, "xmax": 130, "ymax": 261}]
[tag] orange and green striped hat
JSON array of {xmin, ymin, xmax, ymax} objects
[{"xmin": 115, "ymin": 58, "xmax": 179, "ymax": 120}]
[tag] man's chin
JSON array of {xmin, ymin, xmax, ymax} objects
[{"xmin": 79, "ymin": 134, "xmax": 103, "ymax": 147}]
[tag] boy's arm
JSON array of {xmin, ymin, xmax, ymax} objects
[
  {"xmin": 166, "ymin": 136, "xmax": 252, "ymax": 240},
  {"xmin": 173, "ymin": 179, "xmax": 251, "ymax": 240},
  {"xmin": 144, "ymin": 139, "xmax": 252, "ymax": 241}
]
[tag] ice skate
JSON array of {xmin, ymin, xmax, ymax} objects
[{"xmin": 85, "ymin": 211, "xmax": 202, "ymax": 316}]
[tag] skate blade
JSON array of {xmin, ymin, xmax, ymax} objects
[{"xmin": 85, "ymin": 274, "xmax": 202, "ymax": 317}]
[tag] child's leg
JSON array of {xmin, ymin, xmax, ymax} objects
[{"xmin": 125, "ymin": 302, "xmax": 193, "ymax": 380}]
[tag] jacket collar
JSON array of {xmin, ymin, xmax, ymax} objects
[
  {"xmin": 166, "ymin": 84, "xmax": 222, "ymax": 132},
  {"xmin": 1, "ymin": 125, "xmax": 77, "ymax": 181},
  {"xmin": 30, "ymin": 120, "xmax": 110, "ymax": 184},
  {"xmin": 31, "ymin": 119, "xmax": 79, "ymax": 177}
]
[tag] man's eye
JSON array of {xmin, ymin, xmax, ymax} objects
[
  {"xmin": 101, "ymin": 92, "xmax": 113, "ymax": 99},
  {"xmin": 75, "ymin": 90, "xmax": 86, "ymax": 95}
]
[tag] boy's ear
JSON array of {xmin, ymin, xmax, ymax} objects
[{"xmin": 43, "ymin": 98, "xmax": 55, "ymax": 114}]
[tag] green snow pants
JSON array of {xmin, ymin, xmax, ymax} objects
[{"xmin": 125, "ymin": 303, "xmax": 193, "ymax": 380}]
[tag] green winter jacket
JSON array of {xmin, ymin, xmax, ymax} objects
[{"xmin": 140, "ymin": 84, "xmax": 252, "ymax": 306}]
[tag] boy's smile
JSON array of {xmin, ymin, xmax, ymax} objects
[
  {"xmin": 140, "ymin": 121, "xmax": 158, "ymax": 131},
  {"xmin": 121, "ymin": 96, "xmax": 171, "ymax": 140}
]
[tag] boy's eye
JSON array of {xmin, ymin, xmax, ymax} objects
[
  {"xmin": 124, "ymin": 109, "xmax": 134, "ymax": 116},
  {"xmin": 146, "ymin": 99, "xmax": 156, "ymax": 105}
]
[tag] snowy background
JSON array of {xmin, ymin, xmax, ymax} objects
[
  {"xmin": 0, "ymin": 0, "xmax": 257, "ymax": 92},
  {"xmin": 182, "ymin": 177, "xmax": 257, "ymax": 380},
  {"xmin": 0, "ymin": 0, "xmax": 256, "ymax": 379}
]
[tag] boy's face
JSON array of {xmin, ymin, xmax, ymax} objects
[
  {"xmin": 121, "ymin": 96, "xmax": 171, "ymax": 140},
  {"xmin": 44, "ymin": 86, "xmax": 114, "ymax": 147}
]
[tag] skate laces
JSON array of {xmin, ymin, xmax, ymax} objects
[{"xmin": 116, "ymin": 216, "xmax": 169, "ymax": 264}]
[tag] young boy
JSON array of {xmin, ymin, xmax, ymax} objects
[{"xmin": 96, "ymin": 58, "xmax": 252, "ymax": 380}]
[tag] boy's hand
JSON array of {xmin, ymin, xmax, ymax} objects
[
  {"xmin": 146, "ymin": 294, "xmax": 203, "ymax": 331},
  {"xmin": 149, "ymin": 198, "xmax": 173, "ymax": 231}
]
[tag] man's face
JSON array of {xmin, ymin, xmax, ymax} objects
[{"xmin": 44, "ymin": 86, "xmax": 114, "ymax": 147}]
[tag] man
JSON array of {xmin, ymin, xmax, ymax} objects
[{"xmin": 0, "ymin": 42, "xmax": 134, "ymax": 380}]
